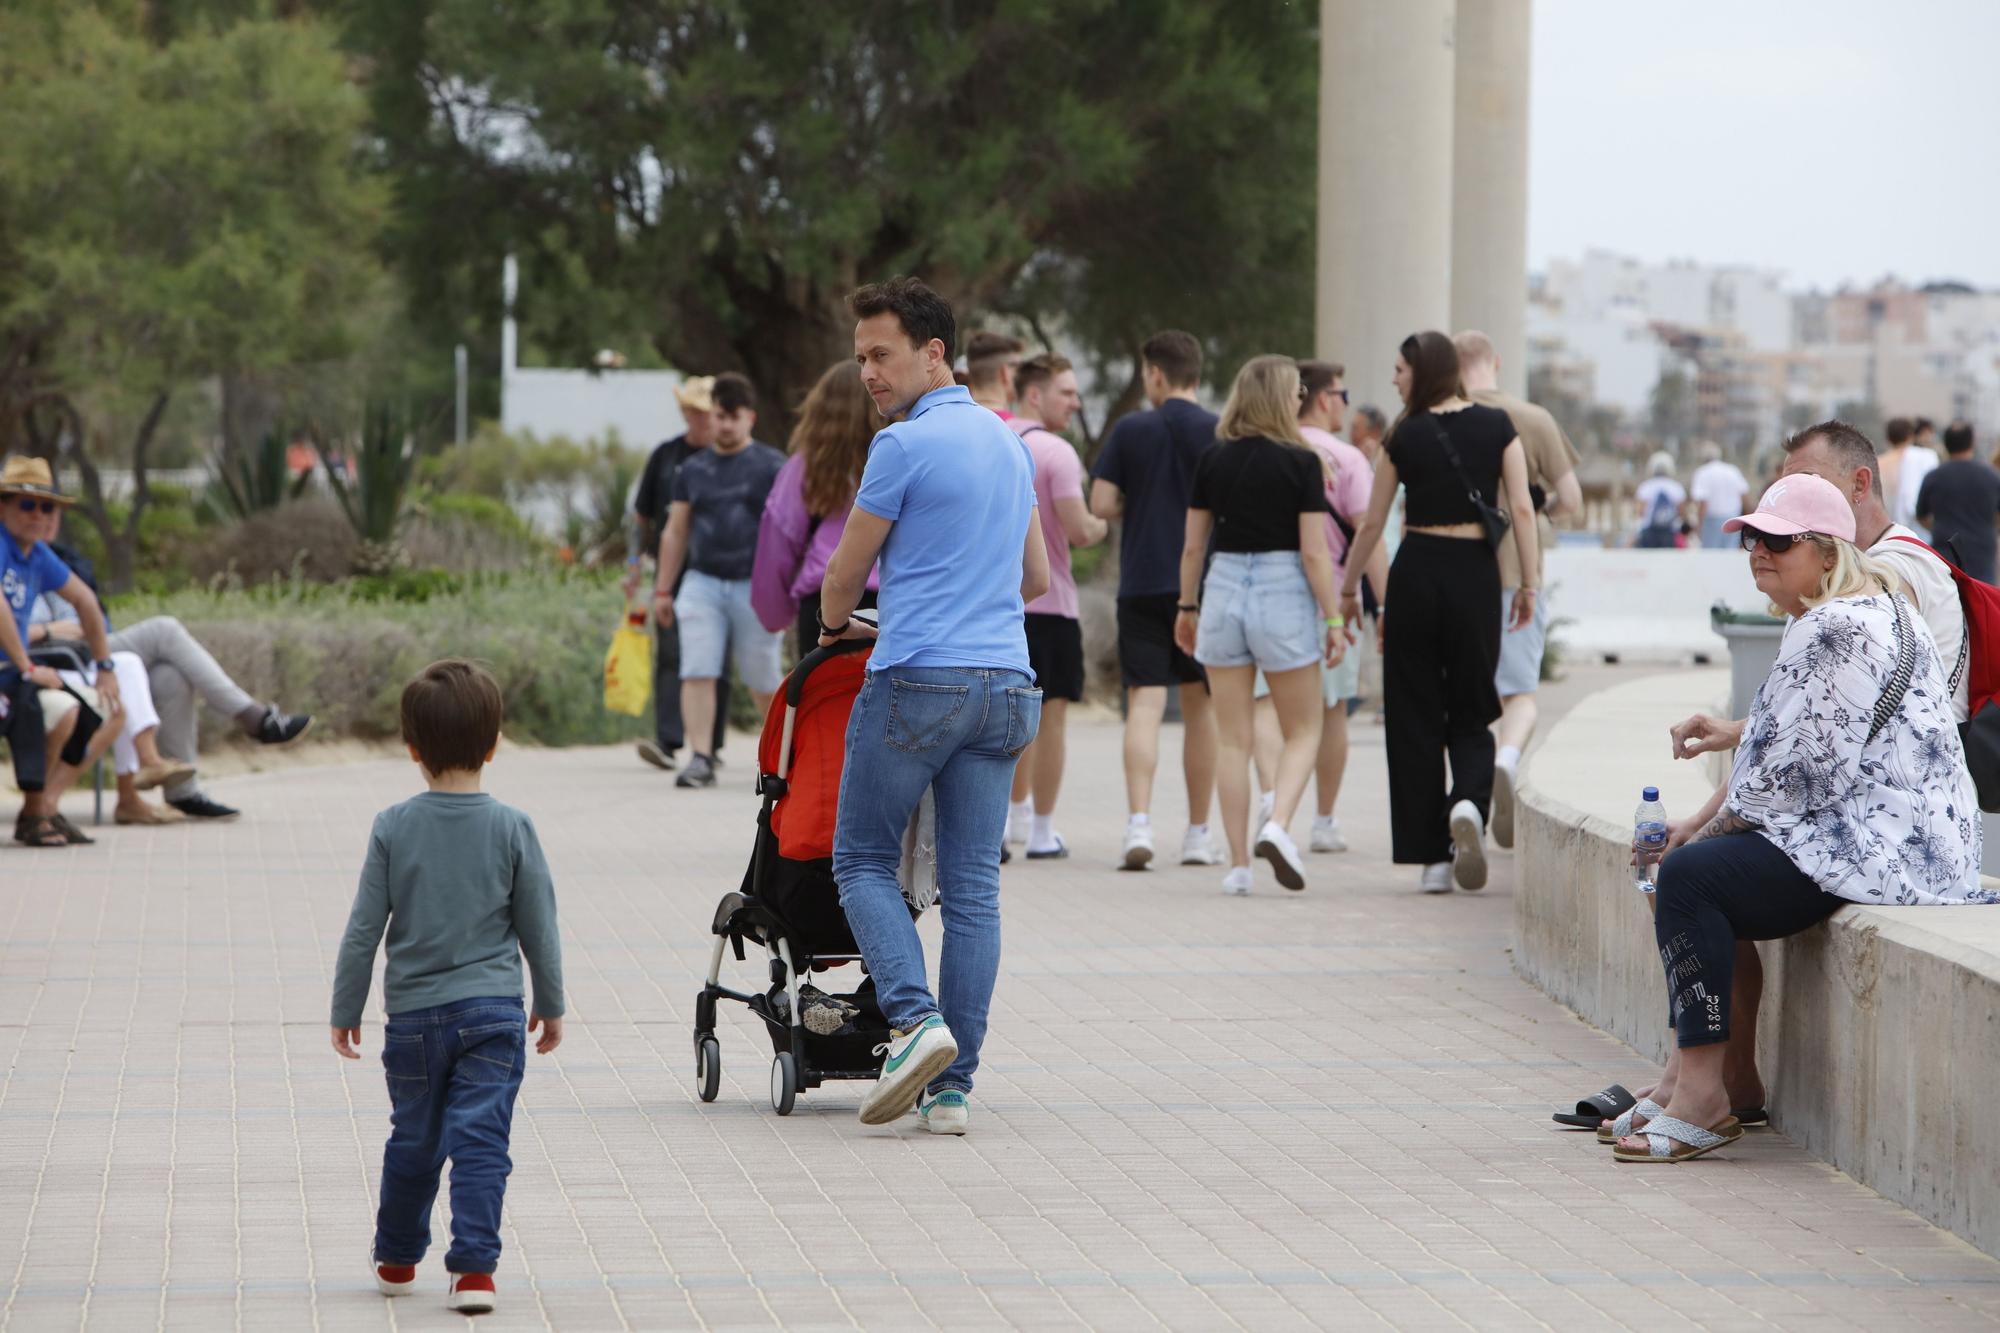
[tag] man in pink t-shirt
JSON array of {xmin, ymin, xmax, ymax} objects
[{"xmin": 1004, "ymin": 353, "xmax": 1106, "ymax": 858}]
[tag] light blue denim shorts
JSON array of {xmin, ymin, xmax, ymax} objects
[
  {"xmin": 678, "ymin": 571, "xmax": 784, "ymax": 694},
  {"xmin": 1194, "ymin": 551, "xmax": 1321, "ymax": 673}
]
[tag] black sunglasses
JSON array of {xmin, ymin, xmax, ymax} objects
[
  {"xmin": 1299, "ymin": 385, "xmax": 1351, "ymax": 405},
  {"xmin": 1739, "ymin": 529, "xmax": 1813, "ymax": 554},
  {"xmin": 12, "ymin": 497, "xmax": 58, "ymax": 515}
]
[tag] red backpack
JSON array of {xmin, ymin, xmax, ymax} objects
[{"xmin": 1889, "ymin": 534, "xmax": 2000, "ymax": 809}]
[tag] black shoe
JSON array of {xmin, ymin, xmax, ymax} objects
[
  {"xmin": 636, "ymin": 742, "xmax": 677, "ymax": 771},
  {"xmin": 254, "ymin": 707, "xmax": 313, "ymax": 746},
  {"xmin": 168, "ymin": 795, "xmax": 241, "ymax": 821},
  {"xmin": 674, "ymin": 754, "xmax": 717, "ymax": 789}
]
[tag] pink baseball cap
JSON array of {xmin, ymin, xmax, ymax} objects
[{"xmin": 1722, "ymin": 473, "xmax": 1855, "ymax": 543}]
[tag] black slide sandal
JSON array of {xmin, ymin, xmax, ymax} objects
[{"xmin": 1553, "ymin": 1083, "xmax": 1637, "ymax": 1129}]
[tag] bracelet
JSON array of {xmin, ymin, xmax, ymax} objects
[
  {"xmin": 1176, "ymin": 603, "xmax": 1198, "ymax": 614},
  {"xmin": 817, "ymin": 612, "xmax": 850, "ymax": 637},
  {"xmin": 1323, "ymin": 615, "xmax": 1345, "ymax": 629}
]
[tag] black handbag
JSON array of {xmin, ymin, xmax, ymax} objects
[{"xmin": 1429, "ymin": 416, "xmax": 1511, "ymax": 553}]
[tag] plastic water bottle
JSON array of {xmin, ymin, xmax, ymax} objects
[{"xmin": 1633, "ymin": 787, "xmax": 1667, "ymax": 893}]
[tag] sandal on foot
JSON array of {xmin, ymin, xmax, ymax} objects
[
  {"xmin": 1597, "ymin": 1097, "xmax": 1666, "ymax": 1144},
  {"xmin": 13, "ymin": 814, "xmax": 69, "ymax": 848},
  {"xmin": 1612, "ymin": 1114, "xmax": 1744, "ymax": 1164},
  {"xmin": 1734, "ymin": 1105, "xmax": 1769, "ymax": 1127},
  {"xmin": 1553, "ymin": 1083, "xmax": 1636, "ymax": 1129},
  {"xmin": 49, "ymin": 814, "xmax": 94, "ymax": 846}
]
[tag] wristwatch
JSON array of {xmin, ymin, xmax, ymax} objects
[{"xmin": 96, "ymin": 658, "xmax": 115, "ymax": 672}]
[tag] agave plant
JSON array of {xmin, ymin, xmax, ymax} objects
[
  {"xmin": 210, "ymin": 429, "xmax": 311, "ymax": 519},
  {"xmin": 321, "ymin": 402, "xmax": 420, "ymax": 573}
]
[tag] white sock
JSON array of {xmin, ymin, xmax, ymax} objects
[
  {"xmin": 1188, "ymin": 822, "xmax": 1209, "ymax": 840},
  {"xmin": 1497, "ymin": 745, "xmax": 1522, "ymax": 774},
  {"xmin": 1313, "ymin": 814, "xmax": 1337, "ymax": 828},
  {"xmin": 1128, "ymin": 812, "xmax": 1150, "ymax": 828},
  {"xmin": 1010, "ymin": 798, "xmax": 1031, "ymax": 822},
  {"xmin": 1030, "ymin": 814, "xmax": 1054, "ymax": 845}
]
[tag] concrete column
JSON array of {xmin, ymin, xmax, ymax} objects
[
  {"xmin": 1450, "ymin": 0, "xmax": 1532, "ymax": 396},
  {"xmin": 1317, "ymin": 0, "xmax": 1457, "ymax": 415}
]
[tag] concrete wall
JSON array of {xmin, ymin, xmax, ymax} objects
[
  {"xmin": 1518, "ymin": 669, "xmax": 2000, "ymax": 1260},
  {"xmin": 1545, "ymin": 547, "xmax": 1765, "ymax": 663}
]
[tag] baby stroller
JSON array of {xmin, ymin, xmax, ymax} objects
[{"xmin": 693, "ymin": 633, "xmax": 926, "ymax": 1115}]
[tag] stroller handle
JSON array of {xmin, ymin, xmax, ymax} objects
[{"xmin": 786, "ymin": 634, "xmax": 873, "ymax": 707}]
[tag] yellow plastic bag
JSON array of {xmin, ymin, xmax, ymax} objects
[{"xmin": 603, "ymin": 611, "xmax": 653, "ymax": 716}]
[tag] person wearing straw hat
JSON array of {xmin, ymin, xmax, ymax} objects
[{"xmin": 1, "ymin": 456, "xmax": 123, "ymax": 846}]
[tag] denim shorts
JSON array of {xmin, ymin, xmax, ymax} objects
[
  {"xmin": 1195, "ymin": 551, "xmax": 1321, "ymax": 673},
  {"xmin": 678, "ymin": 570, "xmax": 784, "ymax": 694},
  {"xmin": 1494, "ymin": 585, "xmax": 1548, "ymax": 698}
]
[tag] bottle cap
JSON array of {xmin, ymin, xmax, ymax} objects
[{"xmin": 1642, "ymin": 787, "xmax": 1659, "ymax": 802}]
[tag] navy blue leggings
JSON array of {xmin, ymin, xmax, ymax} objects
[{"xmin": 1653, "ymin": 831, "xmax": 1843, "ymax": 1048}]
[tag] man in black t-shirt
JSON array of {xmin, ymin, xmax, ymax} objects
[
  {"xmin": 626, "ymin": 375, "xmax": 728, "ymax": 771},
  {"xmin": 1916, "ymin": 420, "xmax": 2000, "ymax": 583},
  {"xmin": 1088, "ymin": 330, "xmax": 1221, "ymax": 871}
]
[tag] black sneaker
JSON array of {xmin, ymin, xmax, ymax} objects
[
  {"xmin": 168, "ymin": 794, "xmax": 241, "ymax": 821},
  {"xmin": 674, "ymin": 754, "xmax": 717, "ymax": 789},
  {"xmin": 254, "ymin": 708, "xmax": 313, "ymax": 746},
  {"xmin": 636, "ymin": 742, "xmax": 677, "ymax": 771}
]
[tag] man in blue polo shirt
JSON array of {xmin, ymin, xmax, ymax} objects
[{"xmin": 818, "ymin": 275, "xmax": 1049, "ymax": 1135}]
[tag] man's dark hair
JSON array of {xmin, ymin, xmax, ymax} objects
[
  {"xmin": 711, "ymin": 371, "xmax": 756, "ymax": 415},
  {"xmin": 401, "ymin": 659, "xmax": 504, "ymax": 774},
  {"xmin": 1141, "ymin": 330, "xmax": 1203, "ymax": 389},
  {"xmin": 1298, "ymin": 359, "xmax": 1346, "ymax": 403},
  {"xmin": 1785, "ymin": 419, "xmax": 1882, "ymax": 497},
  {"xmin": 1014, "ymin": 351, "xmax": 1072, "ymax": 397},
  {"xmin": 1944, "ymin": 420, "xmax": 1976, "ymax": 456},
  {"xmin": 965, "ymin": 331, "xmax": 1026, "ymax": 389},
  {"xmin": 1885, "ymin": 416, "xmax": 1914, "ymax": 446},
  {"xmin": 1915, "ymin": 416, "xmax": 1936, "ymax": 437},
  {"xmin": 849, "ymin": 276, "xmax": 956, "ymax": 359}
]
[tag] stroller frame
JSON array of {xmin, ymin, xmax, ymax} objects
[{"xmin": 693, "ymin": 636, "xmax": 882, "ymax": 1115}]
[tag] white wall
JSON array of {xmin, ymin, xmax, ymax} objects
[{"xmin": 500, "ymin": 367, "xmax": 687, "ymax": 451}]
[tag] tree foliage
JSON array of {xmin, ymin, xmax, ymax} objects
[{"xmin": 336, "ymin": 0, "xmax": 1318, "ymax": 431}]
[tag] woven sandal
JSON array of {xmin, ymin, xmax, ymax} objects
[
  {"xmin": 1612, "ymin": 1115, "xmax": 1744, "ymax": 1164},
  {"xmin": 1597, "ymin": 1096, "xmax": 1666, "ymax": 1144}
]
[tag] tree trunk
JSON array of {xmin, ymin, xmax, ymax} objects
[{"xmin": 24, "ymin": 390, "xmax": 168, "ymax": 594}]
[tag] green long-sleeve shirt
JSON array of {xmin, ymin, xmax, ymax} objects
[{"xmin": 330, "ymin": 791, "xmax": 566, "ymax": 1028}]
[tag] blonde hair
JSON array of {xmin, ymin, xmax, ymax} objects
[
  {"xmin": 1790, "ymin": 535, "xmax": 1902, "ymax": 613},
  {"xmin": 1217, "ymin": 355, "xmax": 1309, "ymax": 447}
]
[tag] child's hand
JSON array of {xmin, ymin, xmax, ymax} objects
[
  {"xmin": 331, "ymin": 1026, "xmax": 362, "ymax": 1059},
  {"xmin": 530, "ymin": 1014, "xmax": 563, "ymax": 1054}
]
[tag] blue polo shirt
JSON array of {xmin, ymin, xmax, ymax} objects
[{"xmin": 853, "ymin": 385, "xmax": 1036, "ymax": 674}]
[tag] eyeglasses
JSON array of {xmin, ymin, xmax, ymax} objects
[
  {"xmin": 1739, "ymin": 529, "xmax": 1813, "ymax": 554},
  {"xmin": 1298, "ymin": 386, "xmax": 1351, "ymax": 405},
  {"xmin": 12, "ymin": 497, "xmax": 58, "ymax": 515}
]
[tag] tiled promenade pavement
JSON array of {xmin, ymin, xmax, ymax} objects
[{"xmin": 5, "ymin": 717, "xmax": 2000, "ymax": 1331}]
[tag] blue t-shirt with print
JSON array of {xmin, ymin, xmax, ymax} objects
[
  {"xmin": 853, "ymin": 385, "xmax": 1035, "ymax": 674},
  {"xmin": 672, "ymin": 441, "xmax": 786, "ymax": 581},
  {"xmin": 3, "ymin": 538, "xmax": 72, "ymax": 670}
]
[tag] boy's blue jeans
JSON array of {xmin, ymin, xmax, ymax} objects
[
  {"xmin": 372, "ymin": 996, "xmax": 526, "ymax": 1275},
  {"xmin": 833, "ymin": 666, "xmax": 1041, "ymax": 1095}
]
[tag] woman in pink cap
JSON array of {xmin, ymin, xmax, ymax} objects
[{"xmin": 1619, "ymin": 472, "xmax": 1992, "ymax": 1163}]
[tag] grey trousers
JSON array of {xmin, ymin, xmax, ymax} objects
[{"xmin": 107, "ymin": 616, "xmax": 256, "ymax": 800}]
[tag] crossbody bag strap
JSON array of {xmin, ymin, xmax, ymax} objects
[
  {"xmin": 1428, "ymin": 415, "xmax": 1488, "ymax": 512},
  {"xmin": 1868, "ymin": 594, "xmax": 1919, "ymax": 746}
]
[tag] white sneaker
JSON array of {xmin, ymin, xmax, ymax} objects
[
  {"xmin": 918, "ymin": 1089, "xmax": 969, "ymax": 1135},
  {"xmin": 1121, "ymin": 822, "xmax": 1155, "ymax": 869},
  {"xmin": 1491, "ymin": 763, "xmax": 1517, "ymax": 850},
  {"xmin": 1450, "ymin": 800, "xmax": 1488, "ymax": 891},
  {"xmin": 1253, "ymin": 820, "xmax": 1306, "ymax": 891},
  {"xmin": 1257, "ymin": 789, "xmax": 1275, "ymax": 827},
  {"xmin": 1309, "ymin": 817, "xmax": 1347, "ymax": 853},
  {"xmin": 1005, "ymin": 802, "xmax": 1031, "ymax": 847},
  {"xmin": 1420, "ymin": 863, "xmax": 1453, "ymax": 893},
  {"xmin": 372, "ymin": 1254, "xmax": 418, "ymax": 1297},
  {"xmin": 1179, "ymin": 827, "xmax": 1221, "ymax": 866},
  {"xmin": 858, "ymin": 1015, "xmax": 959, "ymax": 1125},
  {"xmin": 445, "ymin": 1274, "xmax": 497, "ymax": 1314},
  {"xmin": 1221, "ymin": 866, "xmax": 1253, "ymax": 896}
]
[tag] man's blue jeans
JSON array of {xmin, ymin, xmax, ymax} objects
[
  {"xmin": 833, "ymin": 666, "xmax": 1041, "ymax": 1095},
  {"xmin": 373, "ymin": 997, "xmax": 526, "ymax": 1275}
]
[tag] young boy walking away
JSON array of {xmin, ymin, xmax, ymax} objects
[{"xmin": 330, "ymin": 659, "xmax": 565, "ymax": 1316}]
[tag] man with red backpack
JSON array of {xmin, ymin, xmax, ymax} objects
[{"xmin": 1572, "ymin": 420, "xmax": 1978, "ymax": 1138}]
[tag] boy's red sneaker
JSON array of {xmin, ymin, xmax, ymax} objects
[
  {"xmin": 447, "ymin": 1272, "xmax": 498, "ymax": 1313},
  {"xmin": 372, "ymin": 1255, "xmax": 418, "ymax": 1296}
]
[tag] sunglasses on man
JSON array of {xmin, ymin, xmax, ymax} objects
[
  {"xmin": 12, "ymin": 497, "xmax": 59, "ymax": 515},
  {"xmin": 1739, "ymin": 529, "xmax": 1814, "ymax": 554},
  {"xmin": 1297, "ymin": 385, "xmax": 1351, "ymax": 405}
]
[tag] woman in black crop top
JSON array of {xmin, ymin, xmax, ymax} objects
[
  {"xmin": 1337, "ymin": 331, "xmax": 1539, "ymax": 893},
  {"xmin": 1171, "ymin": 355, "xmax": 1345, "ymax": 895}
]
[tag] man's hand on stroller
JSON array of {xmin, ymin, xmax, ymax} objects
[{"xmin": 817, "ymin": 612, "xmax": 879, "ymax": 649}]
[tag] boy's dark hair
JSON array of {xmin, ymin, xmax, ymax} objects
[
  {"xmin": 1885, "ymin": 416, "xmax": 1914, "ymax": 446},
  {"xmin": 1944, "ymin": 420, "xmax": 1976, "ymax": 455},
  {"xmin": 711, "ymin": 371, "xmax": 756, "ymax": 415},
  {"xmin": 1014, "ymin": 351, "xmax": 1073, "ymax": 397},
  {"xmin": 1915, "ymin": 415, "xmax": 1936, "ymax": 436},
  {"xmin": 1141, "ymin": 330, "xmax": 1203, "ymax": 388},
  {"xmin": 401, "ymin": 659, "xmax": 504, "ymax": 774},
  {"xmin": 849, "ymin": 276, "xmax": 956, "ymax": 359},
  {"xmin": 1297, "ymin": 359, "xmax": 1346, "ymax": 402}
]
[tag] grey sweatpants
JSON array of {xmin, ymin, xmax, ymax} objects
[{"xmin": 106, "ymin": 616, "xmax": 256, "ymax": 800}]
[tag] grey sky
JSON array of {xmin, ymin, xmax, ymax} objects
[{"xmin": 1530, "ymin": 0, "xmax": 2000, "ymax": 290}]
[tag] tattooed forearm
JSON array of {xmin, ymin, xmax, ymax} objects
[{"xmin": 1688, "ymin": 807, "xmax": 1757, "ymax": 844}]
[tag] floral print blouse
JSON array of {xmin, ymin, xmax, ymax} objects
[{"xmin": 1730, "ymin": 592, "xmax": 1993, "ymax": 906}]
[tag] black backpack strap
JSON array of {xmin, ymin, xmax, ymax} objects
[{"xmin": 1868, "ymin": 595, "xmax": 1919, "ymax": 746}]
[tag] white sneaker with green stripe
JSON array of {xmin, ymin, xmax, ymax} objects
[
  {"xmin": 918, "ymin": 1089, "xmax": 969, "ymax": 1135},
  {"xmin": 857, "ymin": 1015, "xmax": 958, "ymax": 1125}
]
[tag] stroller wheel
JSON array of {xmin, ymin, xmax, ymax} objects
[
  {"xmin": 696, "ymin": 1036, "xmax": 720, "ymax": 1103},
  {"xmin": 770, "ymin": 1052, "xmax": 798, "ymax": 1116}
]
